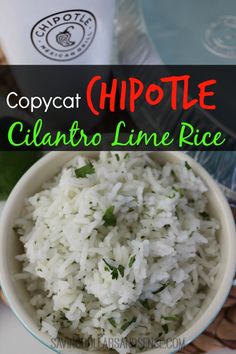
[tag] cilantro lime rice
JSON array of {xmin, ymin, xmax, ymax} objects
[{"xmin": 15, "ymin": 152, "xmax": 220, "ymax": 353}]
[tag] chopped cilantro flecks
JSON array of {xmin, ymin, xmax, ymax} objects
[
  {"xmin": 171, "ymin": 170, "xmax": 177, "ymax": 178},
  {"xmin": 161, "ymin": 315, "xmax": 180, "ymax": 321},
  {"xmin": 103, "ymin": 259, "xmax": 124, "ymax": 280},
  {"xmin": 199, "ymin": 211, "xmax": 210, "ymax": 220},
  {"xmin": 124, "ymin": 153, "xmax": 129, "ymax": 159},
  {"xmin": 103, "ymin": 259, "xmax": 118, "ymax": 279},
  {"xmin": 121, "ymin": 317, "xmax": 137, "ymax": 331},
  {"xmin": 103, "ymin": 206, "xmax": 116, "ymax": 227},
  {"xmin": 185, "ymin": 161, "xmax": 192, "ymax": 170},
  {"xmin": 129, "ymin": 255, "xmax": 136, "ymax": 268},
  {"xmin": 162, "ymin": 324, "xmax": 169, "ymax": 334},
  {"xmin": 152, "ymin": 282, "xmax": 169, "ymax": 294},
  {"xmin": 115, "ymin": 154, "xmax": 120, "ymax": 161},
  {"xmin": 60, "ymin": 312, "xmax": 67, "ymax": 321},
  {"xmin": 108, "ymin": 317, "xmax": 117, "ymax": 328},
  {"xmin": 111, "ymin": 270, "xmax": 119, "ymax": 280},
  {"xmin": 118, "ymin": 265, "xmax": 125, "ymax": 277},
  {"xmin": 173, "ymin": 186, "xmax": 184, "ymax": 198},
  {"xmin": 139, "ymin": 299, "xmax": 151, "ymax": 310},
  {"xmin": 75, "ymin": 162, "xmax": 95, "ymax": 178},
  {"xmin": 103, "ymin": 259, "xmax": 116, "ymax": 271}
]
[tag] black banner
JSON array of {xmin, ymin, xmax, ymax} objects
[{"xmin": 0, "ymin": 65, "xmax": 235, "ymax": 151}]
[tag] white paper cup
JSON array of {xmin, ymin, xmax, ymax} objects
[{"xmin": 0, "ymin": 0, "xmax": 116, "ymax": 64}]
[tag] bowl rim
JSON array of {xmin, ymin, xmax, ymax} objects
[{"xmin": 0, "ymin": 151, "xmax": 235, "ymax": 354}]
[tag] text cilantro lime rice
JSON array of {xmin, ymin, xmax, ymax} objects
[{"xmin": 15, "ymin": 152, "xmax": 220, "ymax": 353}]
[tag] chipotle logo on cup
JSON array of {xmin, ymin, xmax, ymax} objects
[
  {"xmin": 0, "ymin": 0, "xmax": 115, "ymax": 64},
  {"xmin": 31, "ymin": 10, "xmax": 97, "ymax": 62}
]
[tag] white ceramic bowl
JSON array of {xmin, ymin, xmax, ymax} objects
[{"xmin": 0, "ymin": 151, "xmax": 235, "ymax": 354}]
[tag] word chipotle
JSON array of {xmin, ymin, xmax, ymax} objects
[{"xmin": 87, "ymin": 75, "xmax": 217, "ymax": 116}]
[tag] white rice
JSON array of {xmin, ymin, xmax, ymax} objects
[{"xmin": 15, "ymin": 152, "xmax": 220, "ymax": 353}]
